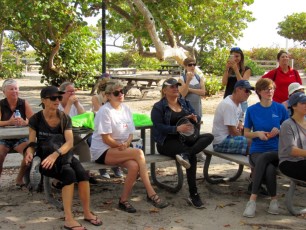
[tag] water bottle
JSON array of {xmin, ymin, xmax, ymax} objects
[
  {"xmin": 15, "ymin": 110, "xmax": 21, "ymax": 118},
  {"xmin": 15, "ymin": 109, "xmax": 21, "ymax": 126},
  {"xmin": 135, "ymin": 138, "xmax": 143, "ymax": 150}
]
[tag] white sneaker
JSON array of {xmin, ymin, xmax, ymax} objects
[
  {"xmin": 268, "ymin": 199, "xmax": 279, "ymax": 215},
  {"xmin": 243, "ymin": 200, "xmax": 256, "ymax": 218},
  {"xmin": 175, "ymin": 154, "xmax": 191, "ymax": 169}
]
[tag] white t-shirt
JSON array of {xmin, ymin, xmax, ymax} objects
[
  {"xmin": 212, "ymin": 96, "xmax": 243, "ymax": 144},
  {"xmin": 90, "ymin": 102, "xmax": 135, "ymax": 161},
  {"xmin": 180, "ymin": 75, "xmax": 200, "ymax": 85},
  {"xmin": 58, "ymin": 103, "xmax": 84, "ymax": 117}
]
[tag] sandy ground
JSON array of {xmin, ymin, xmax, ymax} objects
[{"xmin": 1, "ymin": 74, "xmax": 306, "ymax": 230}]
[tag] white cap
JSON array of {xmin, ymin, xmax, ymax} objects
[{"xmin": 288, "ymin": 82, "xmax": 305, "ymax": 95}]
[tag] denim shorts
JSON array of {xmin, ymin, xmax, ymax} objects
[{"xmin": 0, "ymin": 138, "xmax": 28, "ymax": 149}]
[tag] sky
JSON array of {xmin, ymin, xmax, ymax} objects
[{"xmin": 236, "ymin": 0, "xmax": 306, "ymax": 50}]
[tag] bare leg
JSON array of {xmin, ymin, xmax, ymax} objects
[
  {"xmin": 119, "ymin": 160, "xmax": 139, "ymax": 202},
  {"xmin": 0, "ymin": 145, "xmax": 9, "ymax": 180},
  {"xmin": 14, "ymin": 142, "xmax": 29, "ymax": 185}
]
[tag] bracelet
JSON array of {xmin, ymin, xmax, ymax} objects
[{"xmin": 55, "ymin": 149, "xmax": 63, "ymax": 156}]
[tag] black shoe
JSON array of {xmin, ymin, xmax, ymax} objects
[
  {"xmin": 89, "ymin": 176, "xmax": 98, "ymax": 184},
  {"xmin": 118, "ymin": 200, "xmax": 136, "ymax": 213},
  {"xmin": 51, "ymin": 181, "xmax": 63, "ymax": 190},
  {"xmin": 187, "ymin": 193, "xmax": 205, "ymax": 209},
  {"xmin": 176, "ymin": 153, "xmax": 191, "ymax": 169}
]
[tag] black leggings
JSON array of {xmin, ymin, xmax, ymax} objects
[
  {"xmin": 279, "ymin": 160, "xmax": 306, "ymax": 182},
  {"xmin": 249, "ymin": 152, "xmax": 278, "ymax": 196},
  {"xmin": 40, "ymin": 156, "xmax": 89, "ymax": 186},
  {"xmin": 157, "ymin": 133, "xmax": 214, "ymax": 196}
]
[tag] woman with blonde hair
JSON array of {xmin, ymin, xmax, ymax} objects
[{"xmin": 90, "ymin": 80, "xmax": 168, "ymax": 213}]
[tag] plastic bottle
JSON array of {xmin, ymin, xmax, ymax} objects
[
  {"xmin": 135, "ymin": 138, "xmax": 143, "ymax": 150},
  {"xmin": 15, "ymin": 109, "xmax": 21, "ymax": 118}
]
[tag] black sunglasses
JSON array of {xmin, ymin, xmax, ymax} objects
[
  {"xmin": 112, "ymin": 89, "xmax": 125, "ymax": 97},
  {"xmin": 244, "ymin": 89, "xmax": 252, "ymax": 94},
  {"xmin": 187, "ymin": 63, "xmax": 197, "ymax": 67},
  {"xmin": 45, "ymin": 95, "xmax": 63, "ymax": 101}
]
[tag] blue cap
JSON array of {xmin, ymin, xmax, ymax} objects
[
  {"xmin": 234, "ymin": 80, "xmax": 254, "ymax": 90},
  {"xmin": 288, "ymin": 92, "xmax": 306, "ymax": 107}
]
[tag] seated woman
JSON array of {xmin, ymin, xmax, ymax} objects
[
  {"xmin": 243, "ymin": 78, "xmax": 288, "ymax": 218},
  {"xmin": 279, "ymin": 92, "xmax": 306, "ymax": 181},
  {"xmin": 24, "ymin": 86, "xmax": 102, "ymax": 230},
  {"xmin": 0, "ymin": 79, "xmax": 34, "ymax": 187},
  {"xmin": 90, "ymin": 80, "xmax": 168, "ymax": 213},
  {"xmin": 151, "ymin": 78, "xmax": 214, "ymax": 209}
]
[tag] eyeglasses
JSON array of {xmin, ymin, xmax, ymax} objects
[
  {"xmin": 244, "ymin": 89, "xmax": 252, "ymax": 94},
  {"xmin": 187, "ymin": 63, "xmax": 197, "ymax": 67},
  {"xmin": 263, "ymin": 88, "xmax": 275, "ymax": 93},
  {"xmin": 45, "ymin": 95, "xmax": 63, "ymax": 101},
  {"xmin": 112, "ymin": 89, "xmax": 125, "ymax": 97}
]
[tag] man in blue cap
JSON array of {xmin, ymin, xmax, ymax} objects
[{"xmin": 212, "ymin": 80, "xmax": 253, "ymax": 155}]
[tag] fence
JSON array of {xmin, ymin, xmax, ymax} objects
[{"xmin": 252, "ymin": 59, "xmax": 294, "ymax": 71}]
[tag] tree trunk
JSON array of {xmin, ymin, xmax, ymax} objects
[{"xmin": 0, "ymin": 31, "xmax": 4, "ymax": 64}]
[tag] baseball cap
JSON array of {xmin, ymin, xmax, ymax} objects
[
  {"xmin": 288, "ymin": 82, "xmax": 305, "ymax": 95},
  {"xmin": 234, "ymin": 80, "xmax": 254, "ymax": 90},
  {"xmin": 288, "ymin": 92, "xmax": 306, "ymax": 107},
  {"xmin": 162, "ymin": 78, "xmax": 182, "ymax": 88},
  {"xmin": 40, "ymin": 86, "xmax": 65, "ymax": 99}
]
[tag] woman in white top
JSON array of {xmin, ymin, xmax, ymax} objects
[{"xmin": 90, "ymin": 80, "xmax": 168, "ymax": 213}]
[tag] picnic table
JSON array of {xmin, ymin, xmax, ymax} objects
[
  {"xmin": 158, "ymin": 64, "xmax": 182, "ymax": 75},
  {"xmin": 108, "ymin": 67, "xmax": 137, "ymax": 75}
]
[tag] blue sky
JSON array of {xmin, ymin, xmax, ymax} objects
[{"xmin": 236, "ymin": 0, "xmax": 306, "ymax": 50}]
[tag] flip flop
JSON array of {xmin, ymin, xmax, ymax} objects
[
  {"xmin": 84, "ymin": 216, "xmax": 103, "ymax": 226},
  {"xmin": 15, "ymin": 183, "xmax": 26, "ymax": 189},
  {"xmin": 63, "ymin": 224, "xmax": 87, "ymax": 230}
]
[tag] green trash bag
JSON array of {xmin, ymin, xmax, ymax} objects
[
  {"xmin": 132, "ymin": 113, "xmax": 153, "ymax": 127},
  {"xmin": 71, "ymin": 112, "xmax": 95, "ymax": 130}
]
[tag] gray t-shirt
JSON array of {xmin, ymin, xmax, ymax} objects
[{"xmin": 278, "ymin": 118, "xmax": 306, "ymax": 164}]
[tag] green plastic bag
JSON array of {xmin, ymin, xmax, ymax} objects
[
  {"xmin": 132, "ymin": 113, "xmax": 153, "ymax": 127},
  {"xmin": 71, "ymin": 112, "xmax": 95, "ymax": 130}
]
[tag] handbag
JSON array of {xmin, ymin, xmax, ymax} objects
[{"xmin": 176, "ymin": 117, "xmax": 200, "ymax": 146}]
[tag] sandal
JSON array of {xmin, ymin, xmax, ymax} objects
[
  {"xmin": 64, "ymin": 224, "xmax": 87, "ymax": 230},
  {"xmin": 118, "ymin": 200, "xmax": 137, "ymax": 213},
  {"xmin": 147, "ymin": 194, "xmax": 169, "ymax": 209},
  {"xmin": 84, "ymin": 215, "xmax": 102, "ymax": 226}
]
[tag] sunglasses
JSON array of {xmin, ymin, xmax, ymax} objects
[
  {"xmin": 230, "ymin": 47, "xmax": 242, "ymax": 52},
  {"xmin": 187, "ymin": 63, "xmax": 197, "ymax": 67},
  {"xmin": 244, "ymin": 89, "xmax": 252, "ymax": 94},
  {"xmin": 45, "ymin": 95, "xmax": 63, "ymax": 101},
  {"xmin": 112, "ymin": 89, "xmax": 125, "ymax": 97}
]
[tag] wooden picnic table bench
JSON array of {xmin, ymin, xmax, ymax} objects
[
  {"xmin": 108, "ymin": 67, "xmax": 137, "ymax": 75},
  {"xmin": 158, "ymin": 64, "xmax": 182, "ymax": 75}
]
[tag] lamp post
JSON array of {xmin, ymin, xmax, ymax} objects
[{"xmin": 102, "ymin": 0, "xmax": 106, "ymax": 74}]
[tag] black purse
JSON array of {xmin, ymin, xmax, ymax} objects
[{"xmin": 176, "ymin": 117, "xmax": 200, "ymax": 146}]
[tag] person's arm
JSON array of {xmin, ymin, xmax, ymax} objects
[
  {"xmin": 151, "ymin": 103, "xmax": 177, "ymax": 135},
  {"xmin": 244, "ymin": 127, "xmax": 269, "ymax": 141},
  {"xmin": 91, "ymin": 95, "xmax": 101, "ymax": 112},
  {"xmin": 188, "ymin": 77, "xmax": 206, "ymax": 96},
  {"xmin": 222, "ymin": 61, "xmax": 232, "ymax": 86},
  {"xmin": 242, "ymin": 68, "xmax": 251, "ymax": 80},
  {"xmin": 294, "ymin": 69, "xmax": 302, "ymax": 84},
  {"xmin": 23, "ymin": 100, "xmax": 34, "ymax": 126},
  {"xmin": 291, "ymin": 147, "xmax": 306, "ymax": 157},
  {"xmin": 178, "ymin": 75, "xmax": 190, "ymax": 98},
  {"xmin": 228, "ymin": 125, "xmax": 242, "ymax": 136},
  {"xmin": 24, "ymin": 127, "xmax": 37, "ymax": 164},
  {"xmin": 0, "ymin": 111, "xmax": 15, "ymax": 126}
]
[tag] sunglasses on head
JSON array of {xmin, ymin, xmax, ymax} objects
[
  {"xmin": 45, "ymin": 95, "xmax": 63, "ymax": 101},
  {"xmin": 112, "ymin": 89, "xmax": 125, "ymax": 97},
  {"xmin": 187, "ymin": 63, "xmax": 197, "ymax": 67},
  {"xmin": 230, "ymin": 47, "xmax": 242, "ymax": 52}
]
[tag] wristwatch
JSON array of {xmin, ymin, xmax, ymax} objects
[{"xmin": 55, "ymin": 149, "xmax": 63, "ymax": 156}]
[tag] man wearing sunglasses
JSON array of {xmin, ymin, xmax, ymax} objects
[{"xmin": 212, "ymin": 80, "xmax": 253, "ymax": 155}]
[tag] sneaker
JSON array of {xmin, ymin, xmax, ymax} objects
[
  {"xmin": 29, "ymin": 156, "xmax": 41, "ymax": 191},
  {"xmin": 99, "ymin": 169, "xmax": 110, "ymax": 179},
  {"xmin": 147, "ymin": 194, "xmax": 169, "ymax": 209},
  {"xmin": 118, "ymin": 200, "xmax": 137, "ymax": 213},
  {"xmin": 267, "ymin": 199, "xmax": 279, "ymax": 215},
  {"xmin": 176, "ymin": 153, "xmax": 191, "ymax": 169},
  {"xmin": 112, "ymin": 167, "xmax": 123, "ymax": 178},
  {"xmin": 187, "ymin": 193, "xmax": 205, "ymax": 209},
  {"xmin": 243, "ymin": 200, "xmax": 256, "ymax": 218}
]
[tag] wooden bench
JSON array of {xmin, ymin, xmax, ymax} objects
[{"xmin": 202, "ymin": 147, "xmax": 250, "ymax": 184}]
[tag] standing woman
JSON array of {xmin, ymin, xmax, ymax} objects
[
  {"xmin": 0, "ymin": 79, "xmax": 34, "ymax": 186},
  {"xmin": 279, "ymin": 92, "xmax": 306, "ymax": 182},
  {"xmin": 24, "ymin": 86, "xmax": 102, "ymax": 230},
  {"xmin": 242, "ymin": 78, "xmax": 288, "ymax": 218},
  {"xmin": 222, "ymin": 47, "xmax": 251, "ymax": 113},
  {"xmin": 151, "ymin": 78, "xmax": 214, "ymax": 209},
  {"xmin": 262, "ymin": 50, "xmax": 302, "ymax": 103},
  {"xmin": 90, "ymin": 80, "xmax": 168, "ymax": 213},
  {"xmin": 178, "ymin": 57, "xmax": 205, "ymax": 118}
]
